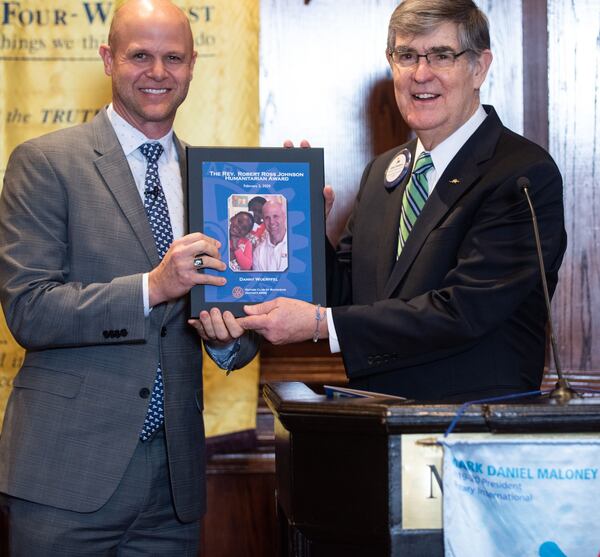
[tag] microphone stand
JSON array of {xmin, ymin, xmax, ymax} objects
[{"xmin": 518, "ymin": 177, "xmax": 578, "ymax": 403}]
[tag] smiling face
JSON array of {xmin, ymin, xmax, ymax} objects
[
  {"xmin": 248, "ymin": 199, "xmax": 265, "ymax": 225},
  {"xmin": 262, "ymin": 201, "xmax": 286, "ymax": 245},
  {"xmin": 390, "ymin": 21, "xmax": 491, "ymax": 150},
  {"xmin": 99, "ymin": 0, "xmax": 197, "ymax": 139},
  {"xmin": 230, "ymin": 212, "xmax": 254, "ymax": 240}
]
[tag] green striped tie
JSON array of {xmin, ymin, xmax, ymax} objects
[{"xmin": 398, "ymin": 151, "xmax": 434, "ymax": 256}]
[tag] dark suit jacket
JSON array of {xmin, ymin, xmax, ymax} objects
[
  {"xmin": 328, "ymin": 106, "xmax": 566, "ymax": 401},
  {"xmin": 0, "ymin": 109, "xmax": 258, "ymax": 521}
]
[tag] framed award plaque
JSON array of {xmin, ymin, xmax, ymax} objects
[{"xmin": 187, "ymin": 147, "xmax": 326, "ymax": 317}]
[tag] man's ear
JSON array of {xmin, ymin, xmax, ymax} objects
[
  {"xmin": 189, "ymin": 50, "xmax": 198, "ymax": 81},
  {"xmin": 98, "ymin": 44, "xmax": 114, "ymax": 77},
  {"xmin": 473, "ymin": 49, "xmax": 493, "ymax": 90}
]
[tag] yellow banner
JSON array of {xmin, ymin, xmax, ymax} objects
[{"xmin": 0, "ymin": 1, "xmax": 260, "ymax": 436}]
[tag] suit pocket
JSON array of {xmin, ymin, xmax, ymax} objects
[
  {"xmin": 425, "ymin": 224, "xmax": 463, "ymax": 245},
  {"xmin": 13, "ymin": 366, "xmax": 83, "ymax": 398}
]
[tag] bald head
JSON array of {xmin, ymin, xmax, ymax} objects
[
  {"xmin": 108, "ymin": 0, "xmax": 193, "ymax": 52},
  {"xmin": 262, "ymin": 201, "xmax": 287, "ymax": 245}
]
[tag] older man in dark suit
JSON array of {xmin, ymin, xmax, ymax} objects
[
  {"xmin": 236, "ymin": 0, "xmax": 566, "ymax": 401},
  {"xmin": 0, "ymin": 0, "xmax": 256, "ymax": 554}
]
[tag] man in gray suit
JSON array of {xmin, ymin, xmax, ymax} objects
[{"xmin": 0, "ymin": 0, "xmax": 257, "ymax": 554}]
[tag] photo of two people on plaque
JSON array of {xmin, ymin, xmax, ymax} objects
[{"xmin": 228, "ymin": 194, "xmax": 288, "ymax": 273}]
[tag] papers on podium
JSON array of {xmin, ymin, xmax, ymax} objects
[{"xmin": 323, "ymin": 385, "xmax": 406, "ymax": 400}]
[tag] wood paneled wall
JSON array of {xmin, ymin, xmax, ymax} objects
[
  {"xmin": 260, "ymin": 0, "xmax": 400, "ymax": 242},
  {"xmin": 548, "ymin": 0, "xmax": 600, "ymax": 377}
]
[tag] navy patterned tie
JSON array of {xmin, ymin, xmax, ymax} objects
[
  {"xmin": 139, "ymin": 142, "xmax": 173, "ymax": 441},
  {"xmin": 398, "ymin": 151, "xmax": 434, "ymax": 256}
]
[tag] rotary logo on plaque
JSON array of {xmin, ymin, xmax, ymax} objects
[{"xmin": 232, "ymin": 286, "xmax": 244, "ymax": 299}]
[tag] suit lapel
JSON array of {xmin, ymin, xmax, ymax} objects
[
  {"xmin": 91, "ymin": 110, "xmax": 160, "ymax": 268},
  {"xmin": 383, "ymin": 107, "xmax": 503, "ymax": 298},
  {"xmin": 376, "ymin": 142, "xmax": 417, "ymax": 296},
  {"xmin": 174, "ymin": 136, "xmax": 188, "ymax": 233}
]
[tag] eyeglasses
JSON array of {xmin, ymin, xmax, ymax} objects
[{"xmin": 388, "ymin": 49, "xmax": 470, "ymax": 69}]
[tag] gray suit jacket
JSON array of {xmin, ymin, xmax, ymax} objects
[{"xmin": 0, "ymin": 109, "xmax": 258, "ymax": 521}]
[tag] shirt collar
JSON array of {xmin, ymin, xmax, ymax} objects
[
  {"xmin": 106, "ymin": 103, "xmax": 176, "ymax": 161},
  {"xmin": 415, "ymin": 104, "xmax": 487, "ymax": 175},
  {"xmin": 266, "ymin": 231, "xmax": 288, "ymax": 248}
]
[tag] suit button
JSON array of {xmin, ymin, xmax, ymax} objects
[
  {"xmin": 121, "ymin": 329, "xmax": 128, "ymax": 337},
  {"xmin": 160, "ymin": 326, "xmax": 167, "ymax": 337},
  {"xmin": 139, "ymin": 388, "xmax": 150, "ymax": 399}
]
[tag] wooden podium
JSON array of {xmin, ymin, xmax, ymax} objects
[{"xmin": 264, "ymin": 382, "xmax": 600, "ymax": 557}]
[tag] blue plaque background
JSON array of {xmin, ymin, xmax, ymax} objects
[{"xmin": 201, "ymin": 160, "xmax": 313, "ymax": 303}]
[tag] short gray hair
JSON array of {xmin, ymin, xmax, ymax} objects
[{"xmin": 387, "ymin": 0, "xmax": 490, "ymax": 55}]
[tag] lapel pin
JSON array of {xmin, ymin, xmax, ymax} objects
[
  {"xmin": 384, "ymin": 148, "xmax": 412, "ymax": 191},
  {"xmin": 450, "ymin": 178, "xmax": 461, "ymax": 184}
]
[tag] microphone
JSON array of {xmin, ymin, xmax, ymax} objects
[{"xmin": 517, "ymin": 176, "xmax": 577, "ymax": 403}]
